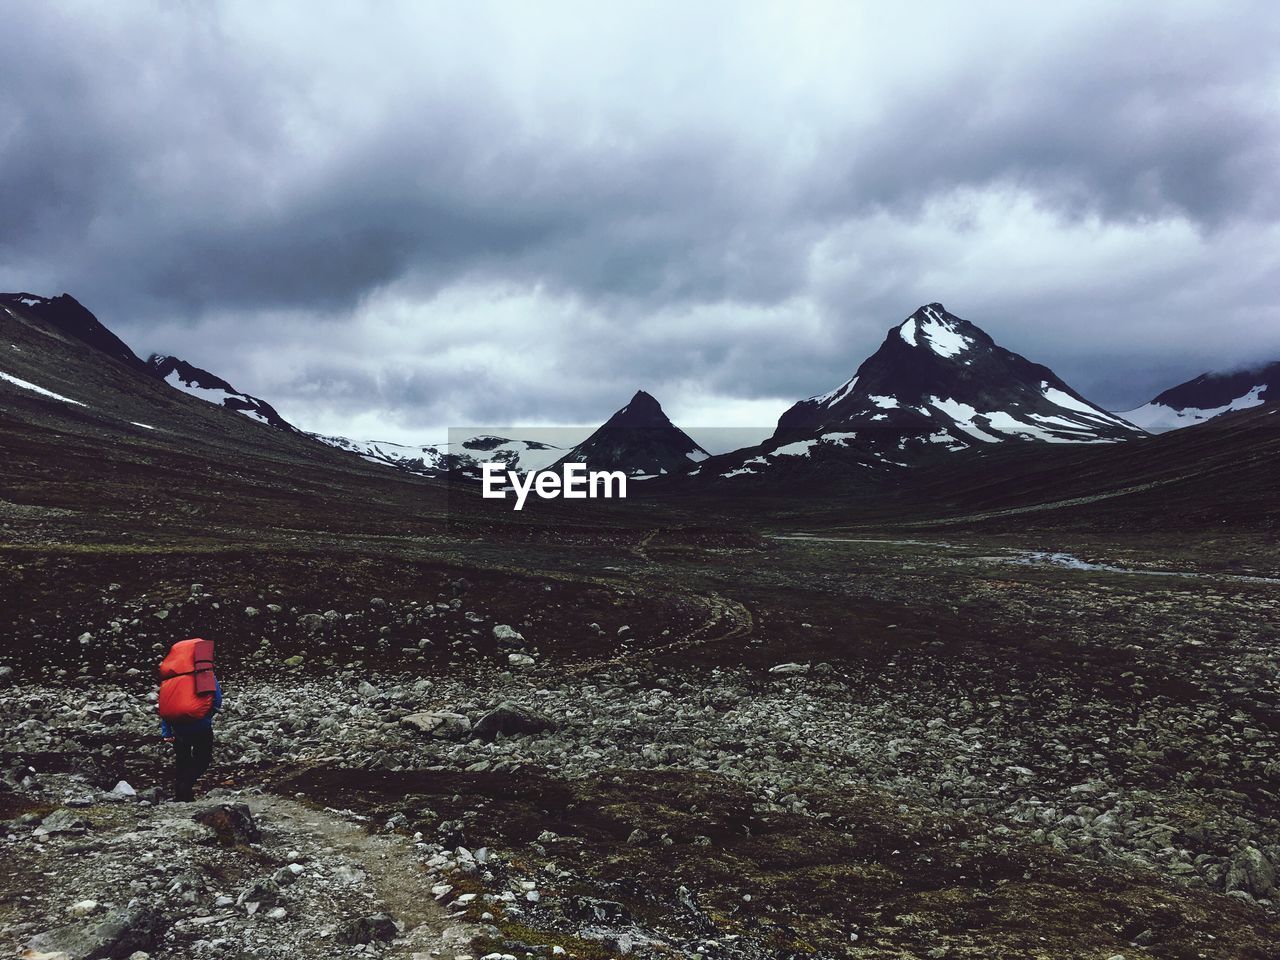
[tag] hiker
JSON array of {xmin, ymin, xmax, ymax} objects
[{"xmin": 157, "ymin": 638, "xmax": 223, "ymax": 802}]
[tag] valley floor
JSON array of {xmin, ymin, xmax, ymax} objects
[{"xmin": 2, "ymin": 532, "xmax": 1279, "ymax": 958}]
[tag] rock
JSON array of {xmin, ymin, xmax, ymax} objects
[
  {"xmin": 236, "ymin": 878, "xmax": 281, "ymax": 910},
  {"xmin": 244, "ymin": 606, "xmax": 259, "ymax": 617},
  {"xmin": 33, "ymin": 808, "xmax": 91, "ymax": 837},
  {"xmin": 282, "ymin": 655, "xmax": 304, "ymax": 667},
  {"xmin": 337, "ymin": 913, "xmax": 399, "ymax": 945},
  {"xmin": 265, "ymin": 906, "xmax": 287, "ymax": 920},
  {"xmin": 507, "ymin": 653, "xmax": 535, "ymax": 668},
  {"xmin": 111, "ymin": 780, "xmax": 136, "ymax": 797},
  {"xmin": 1225, "ymin": 846, "xmax": 1276, "ymax": 899},
  {"xmin": 192, "ymin": 803, "xmax": 261, "ymax": 846},
  {"xmin": 492, "ymin": 624, "xmax": 524, "ymax": 646},
  {"xmin": 357, "ymin": 680, "xmax": 379, "ymax": 697},
  {"xmin": 298, "ymin": 614, "xmax": 326, "ymax": 634},
  {"xmin": 0, "ymin": 665, "xmax": 12, "ymax": 681},
  {"xmin": 473, "ymin": 702, "xmax": 556, "ymax": 740},
  {"xmin": 768, "ymin": 662, "xmax": 810, "ymax": 675},
  {"xmin": 67, "ymin": 900, "xmax": 100, "ymax": 918},
  {"xmin": 401, "ymin": 711, "xmax": 472, "ymax": 738},
  {"xmin": 565, "ymin": 896, "xmax": 630, "ymax": 924},
  {"xmin": 27, "ymin": 905, "xmax": 161, "ymax": 960},
  {"xmin": 154, "ymin": 610, "xmax": 169, "ymax": 621}
]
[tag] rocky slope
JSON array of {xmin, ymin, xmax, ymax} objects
[
  {"xmin": 4, "ymin": 537, "xmax": 1279, "ymax": 957},
  {"xmin": 0, "ymin": 292, "xmax": 150, "ymax": 375}
]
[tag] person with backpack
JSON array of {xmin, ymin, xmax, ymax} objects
[{"xmin": 157, "ymin": 638, "xmax": 224, "ymax": 802}]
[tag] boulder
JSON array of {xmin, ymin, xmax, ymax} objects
[
  {"xmin": 492, "ymin": 624, "xmax": 524, "ymax": 647},
  {"xmin": 33, "ymin": 808, "xmax": 91, "ymax": 837},
  {"xmin": 236, "ymin": 878, "xmax": 282, "ymax": 910},
  {"xmin": 1226, "ymin": 846, "xmax": 1276, "ymax": 899},
  {"xmin": 400, "ymin": 711, "xmax": 472, "ymax": 739},
  {"xmin": 768, "ymin": 662, "xmax": 810, "ymax": 675},
  {"xmin": 473, "ymin": 702, "xmax": 556, "ymax": 740},
  {"xmin": 26, "ymin": 905, "xmax": 161, "ymax": 959},
  {"xmin": 337, "ymin": 912, "xmax": 399, "ymax": 945},
  {"xmin": 192, "ymin": 803, "xmax": 261, "ymax": 846}
]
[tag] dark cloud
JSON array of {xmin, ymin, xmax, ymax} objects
[{"xmin": 2, "ymin": 1, "xmax": 1278, "ymax": 440}]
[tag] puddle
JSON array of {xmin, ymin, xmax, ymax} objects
[
  {"xmin": 770, "ymin": 535, "xmax": 956, "ymax": 548},
  {"xmin": 983, "ymin": 551, "xmax": 1280, "ymax": 584}
]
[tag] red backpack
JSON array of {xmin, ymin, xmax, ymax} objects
[{"xmin": 158, "ymin": 638, "xmax": 217, "ymax": 723}]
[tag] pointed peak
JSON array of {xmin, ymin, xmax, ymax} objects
[
  {"xmin": 908, "ymin": 301, "xmax": 948, "ymax": 317},
  {"xmin": 897, "ymin": 303, "xmax": 984, "ymax": 357},
  {"xmin": 626, "ymin": 389, "xmax": 662, "ymax": 410},
  {"xmin": 607, "ymin": 389, "xmax": 671, "ymax": 427}
]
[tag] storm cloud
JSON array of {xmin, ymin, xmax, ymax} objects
[{"xmin": 2, "ymin": 1, "xmax": 1278, "ymax": 443}]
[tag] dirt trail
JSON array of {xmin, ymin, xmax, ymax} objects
[
  {"xmin": 567, "ymin": 589, "xmax": 753, "ymax": 677},
  {"xmin": 246, "ymin": 793, "xmax": 476, "ymax": 958},
  {"xmin": 5, "ymin": 787, "xmax": 477, "ymax": 960}
]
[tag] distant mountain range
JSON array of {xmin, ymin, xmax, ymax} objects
[
  {"xmin": 313, "ymin": 434, "xmax": 567, "ymax": 478},
  {"xmin": 3, "ymin": 291, "xmax": 1275, "ymax": 485},
  {"xmin": 1118, "ymin": 362, "xmax": 1279, "ymax": 433}
]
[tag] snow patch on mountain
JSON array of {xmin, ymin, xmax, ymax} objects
[
  {"xmin": 1116, "ymin": 361, "xmax": 1277, "ymax": 433},
  {"xmin": 148, "ymin": 355, "xmax": 297, "ymax": 431},
  {"xmin": 0, "ymin": 370, "xmax": 86, "ymax": 406},
  {"xmin": 1122, "ymin": 385, "xmax": 1268, "ymax": 432},
  {"xmin": 917, "ymin": 305, "xmax": 973, "ymax": 358},
  {"xmin": 315, "ymin": 434, "xmax": 567, "ymax": 478},
  {"xmin": 808, "ymin": 376, "xmax": 859, "ymax": 408}
]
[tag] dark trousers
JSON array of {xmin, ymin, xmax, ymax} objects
[{"xmin": 173, "ymin": 729, "xmax": 214, "ymax": 801}]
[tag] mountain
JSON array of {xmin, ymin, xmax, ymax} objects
[
  {"xmin": 703, "ymin": 303, "xmax": 1143, "ymax": 482},
  {"xmin": 147, "ymin": 355, "xmax": 299, "ymax": 432},
  {"xmin": 557, "ymin": 390, "xmax": 709, "ymax": 476},
  {"xmin": 0, "ymin": 292, "xmax": 150, "ymax": 374},
  {"xmin": 776, "ymin": 303, "xmax": 1142, "ymax": 450},
  {"xmin": 314, "ymin": 434, "xmax": 567, "ymax": 478},
  {"xmin": 1119, "ymin": 361, "xmax": 1279, "ymax": 433}
]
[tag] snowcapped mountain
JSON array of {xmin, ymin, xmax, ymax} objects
[
  {"xmin": 707, "ymin": 303, "xmax": 1143, "ymax": 481},
  {"xmin": 557, "ymin": 390, "xmax": 709, "ymax": 477},
  {"xmin": 1118, "ymin": 361, "xmax": 1278, "ymax": 433},
  {"xmin": 147, "ymin": 355, "xmax": 299, "ymax": 432},
  {"xmin": 313, "ymin": 434, "xmax": 567, "ymax": 478}
]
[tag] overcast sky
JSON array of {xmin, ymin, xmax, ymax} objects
[{"xmin": 3, "ymin": 1, "xmax": 1278, "ymax": 444}]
